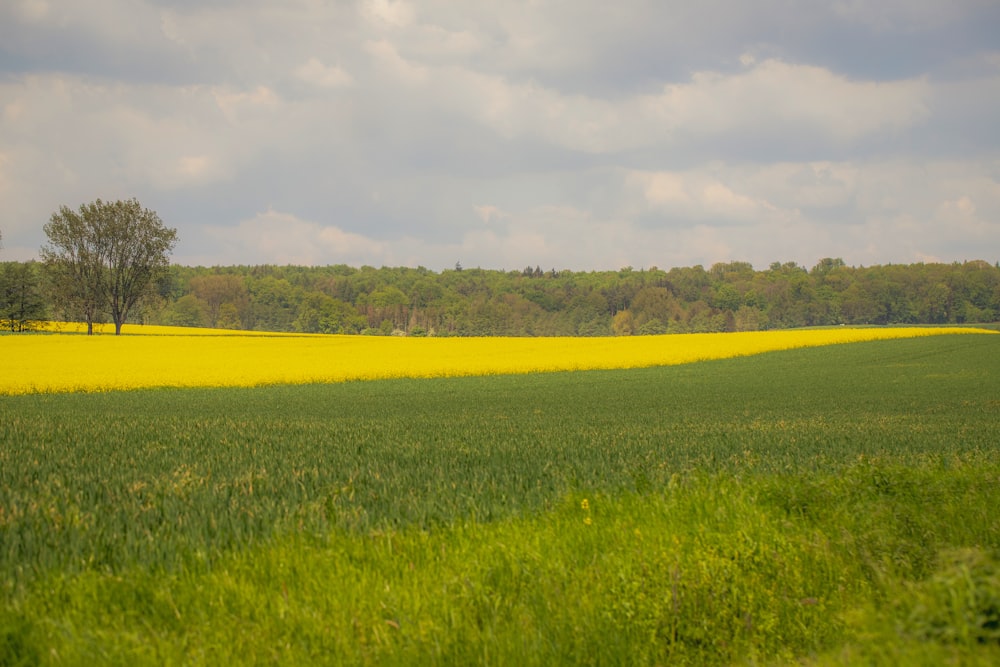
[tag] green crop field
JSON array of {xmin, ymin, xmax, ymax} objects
[{"xmin": 2, "ymin": 334, "xmax": 1000, "ymax": 665}]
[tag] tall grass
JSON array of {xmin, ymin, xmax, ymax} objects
[{"xmin": 4, "ymin": 468, "xmax": 999, "ymax": 665}]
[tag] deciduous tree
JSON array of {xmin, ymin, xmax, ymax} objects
[
  {"xmin": 190, "ymin": 274, "xmax": 249, "ymax": 328},
  {"xmin": 41, "ymin": 199, "xmax": 177, "ymax": 335}
]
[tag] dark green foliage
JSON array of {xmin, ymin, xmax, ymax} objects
[
  {"xmin": 900, "ymin": 548, "xmax": 1000, "ymax": 645},
  {"xmin": 0, "ymin": 611, "xmax": 39, "ymax": 667},
  {"xmin": 0, "ymin": 262, "xmax": 46, "ymax": 332},
  {"xmin": 23, "ymin": 257, "xmax": 1000, "ymax": 334}
]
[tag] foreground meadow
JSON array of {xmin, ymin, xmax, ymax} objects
[{"xmin": 2, "ymin": 331, "xmax": 999, "ymax": 664}]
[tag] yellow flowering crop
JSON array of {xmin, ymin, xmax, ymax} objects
[
  {"xmin": 37, "ymin": 322, "xmax": 299, "ymax": 336},
  {"xmin": 1, "ymin": 326, "xmax": 992, "ymax": 395}
]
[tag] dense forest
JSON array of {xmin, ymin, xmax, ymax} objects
[{"xmin": 3, "ymin": 258, "xmax": 999, "ymax": 335}]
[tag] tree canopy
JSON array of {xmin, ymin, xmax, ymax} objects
[
  {"xmin": 40, "ymin": 199, "xmax": 177, "ymax": 335},
  {"xmin": 141, "ymin": 259, "xmax": 999, "ymax": 336},
  {"xmin": 13, "ymin": 238, "xmax": 1000, "ymax": 336}
]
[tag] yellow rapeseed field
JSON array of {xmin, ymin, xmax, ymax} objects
[
  {"xmin": 37, "ymin": 321, "xmax": 300, "ymax": 337},
  {"xmin": 1, "ymin": 325, "xmax": 992, "ymax": 395}
]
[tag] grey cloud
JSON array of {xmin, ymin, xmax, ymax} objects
[{"xmin": 1, "ymin": 0, "xmax": 997, "ymax": 270}]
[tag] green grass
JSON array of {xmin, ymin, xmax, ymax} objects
[{"xmin": 2, "ymin": 333, "xmax": 1000, "ymax": 664}]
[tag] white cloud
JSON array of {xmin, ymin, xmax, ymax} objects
[
  {"xmin": 940, "ymin": 195, "xmax": 977, "ymax": 218},
  {"xmin": 176, "ymin": 155, "xmax": 213, "ymax": 179},
  {"xmin": 472, "ymin": 204, "xmax": 506, "ymax": 225},
  {"xmin": 934, "ymin": 194, "xmax": 994, "ymax": 242},
  {"xmin": 393, "ymin": 56, "xmax": 931, "ymax": 156},
  {"xmin": 294, "ymin": 57, "xmax": 353, "ymax": 88},
  {"xmin": 647, "ymin": 59, "xmax": 930, "ymax": 143},
  {"xmin": 735, "ymin": 162, "xmax": 860, "ymax": 210},
  {"xmin": 407, "ymin": 24, "xmax": 484, "ymax": 59},
  {"xmin": 365, "ymin": 38, "xmax": 428, "ymax": 84},
  {"xmin": 628, "ymin": 169, "xmax": 796, "ymax": 224},
  {"xmin": 213, "ymin": 85, "xmax": 281, "ymax": 121},
  {"xmin": 13, "ymin": 0, "xmax": 49, "ymax": 22},
  {"xmin": 363, "ymin": 0, "xmax": 416, "ymax": 28},
  {"xmin": 199, "ymin": 209, "xmax": 387, "ymax": 266},
  {"xmin": 455, "ymin": 205, "xmax": 631, "ymax": 270},
  {"xmin": 615, "ymin": 157, "xmax": 1000, "ymax": 268},
  {"xmin": 441, "ymin": 203, "xmax": 832, "ymax": 272}
]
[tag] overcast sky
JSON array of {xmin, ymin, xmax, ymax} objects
[{"xmin": 1, "ymin": 1, "xmax": 998, "ymax": 271}]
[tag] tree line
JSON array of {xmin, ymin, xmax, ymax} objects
[
  {"xmin": 2, "ymin": 200, "xmax": 998, "ymax": 335},
  {"xmin": 5, "ymin": 256, "xmax": 998, "ymax": 336},
  {"xmin": 155, "ymin": 259, "xmax": 1000, "ymax": 335}
]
